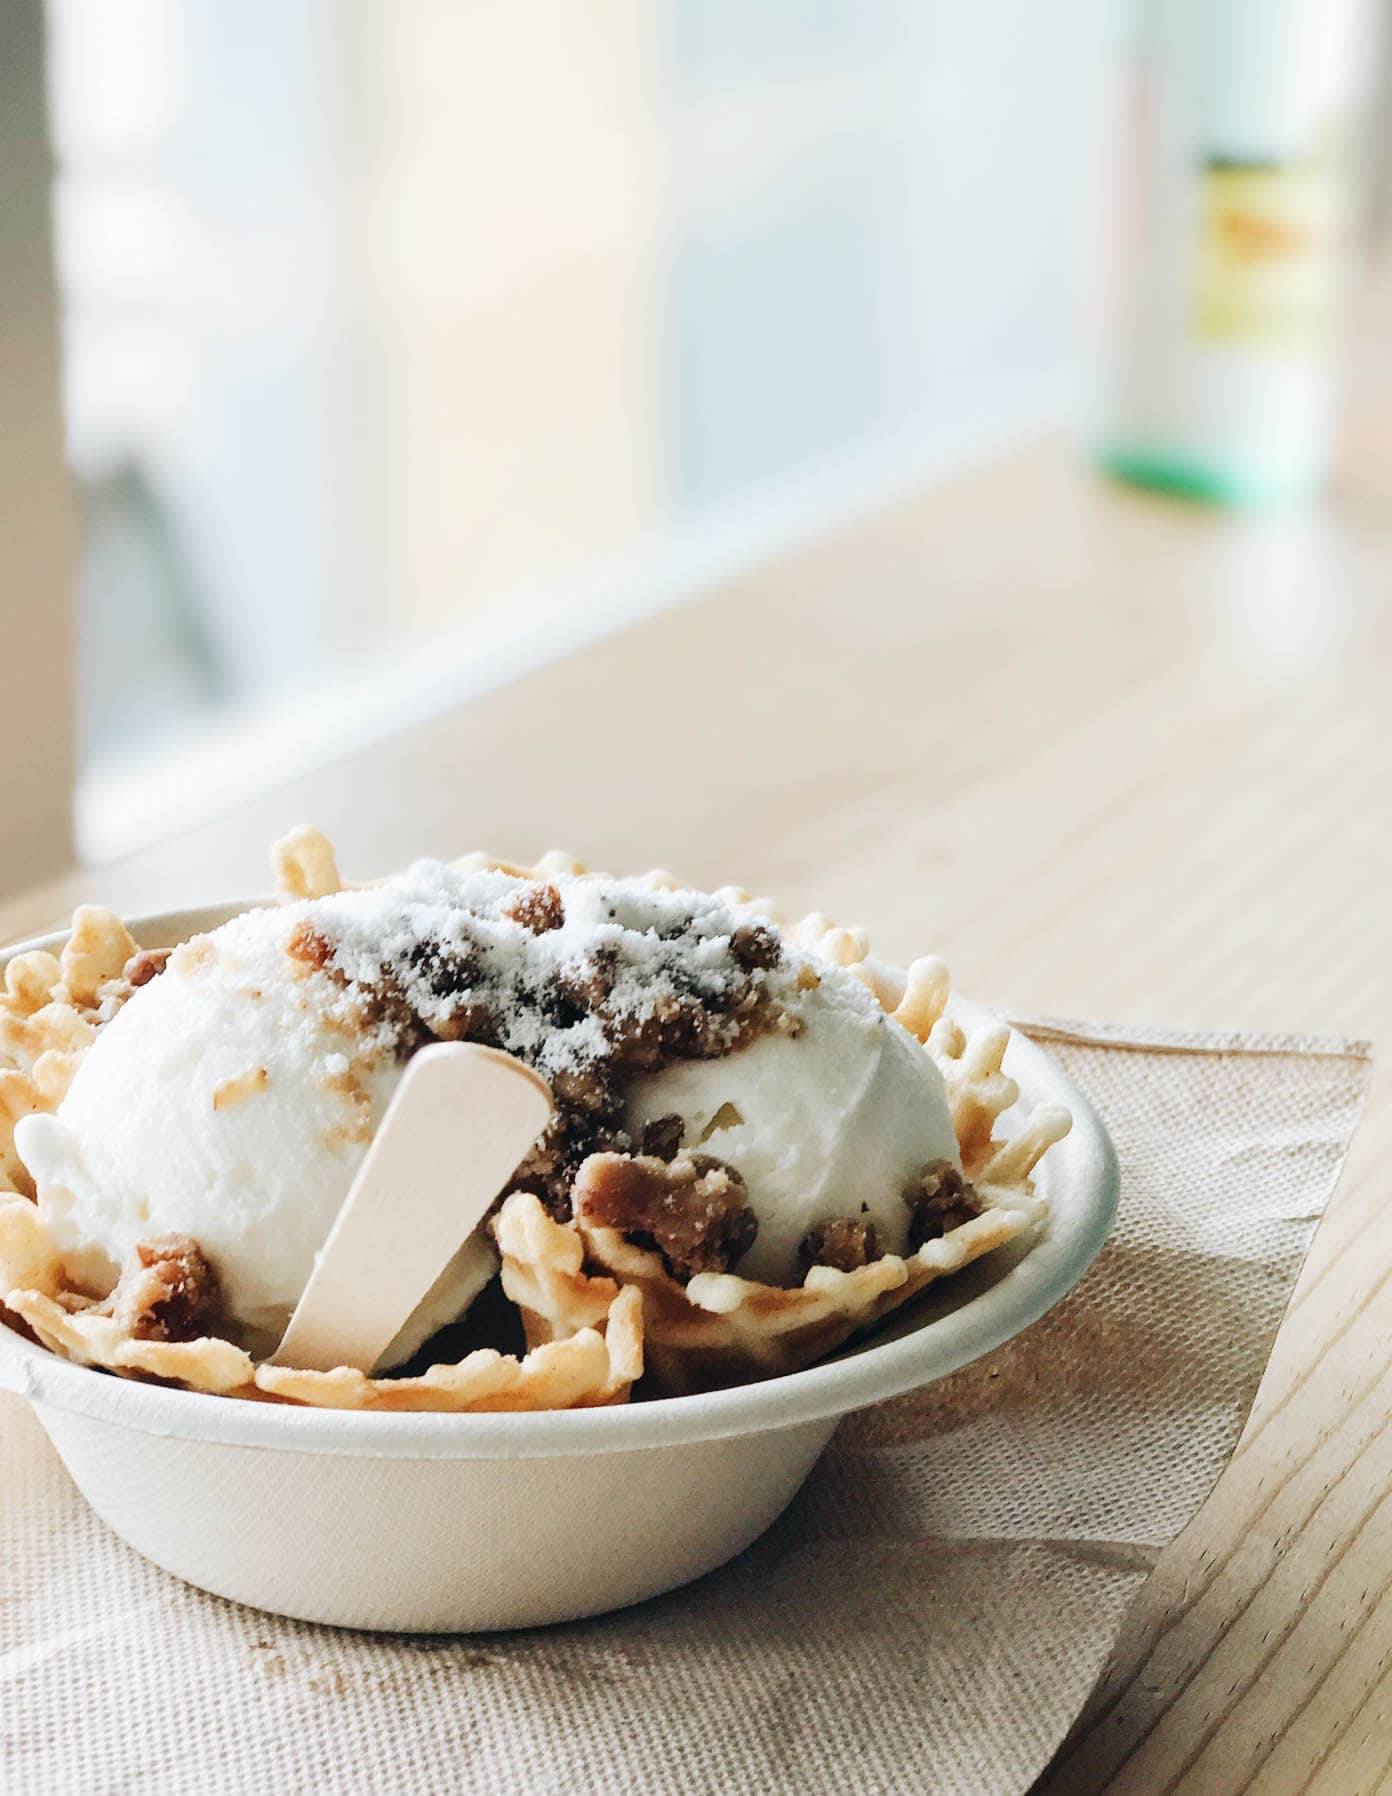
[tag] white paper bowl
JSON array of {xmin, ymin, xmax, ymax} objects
[{"xmin": 0, "ymin": 906, "xmax": 1118, "ymax": 1633}]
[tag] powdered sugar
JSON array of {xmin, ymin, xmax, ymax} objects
[{"xmin": 300, "ymin": 861, "xmax": 798, "ymax": 1086}]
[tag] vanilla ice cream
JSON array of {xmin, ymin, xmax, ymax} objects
[
  {"xmin": 625, "ymin": 962, "xmax": 959, "ymax": 1284},
  {"xmin": 13, "ymin": 905, "xmax": 494, "ymax": 1366},
  {"xmin": 14, "ymin": 861, "xmax": 958, "ymax": 1366}
]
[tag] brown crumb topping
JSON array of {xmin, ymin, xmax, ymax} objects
[
  {"xmin": 903, "ymin": 1160, "xmax": 981, "ymax": 1247},
  {"xmin": 502, "ymin": 882, "xmax": 564, "ymax": 934},
  {"xmin": 507, "ymin": 1107, "xmax": 623, "ymax": 1213},
  {"xmin": 103, "ymin": 1235, "xmax": 221, "ymax": 1342},
  {"xmin": 573, "ymin": 1150, "xmax": 758, "ymax": 1282},
  {"xmin": 123, "ymin": 948, "xmax": 171, "ymax": 989},
  {"xmin": 729, "ymin": 923, "xmax": 780, "ymax": 971},
  {"xmin": 291, "ymin": 872, "xmax": 793, "ymax": 1218},
  {"xmin": 286, "ymin": 920, "xmax": 335, "ymax": 972},
  {"xmin": 638, "ymin": 1113, "xmax": 685, "ymax": 1161},
  {"xmin": 798, "ymin": 1215, "xmax": 883, "ymax": 1274}
]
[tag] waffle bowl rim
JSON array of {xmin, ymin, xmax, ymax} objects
[{"xmin": 0, "ymin": 902, "xmax": 1118, "ymax": 1461}]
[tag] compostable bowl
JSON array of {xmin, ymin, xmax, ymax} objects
[{"xmin": 0, "ymin": 906, "xmax": 1118, "ymax": 1632}]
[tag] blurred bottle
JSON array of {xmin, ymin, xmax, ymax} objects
[{"xmin": 1099, "ymin": 0, "xmax": 1378, "ymax": 505}]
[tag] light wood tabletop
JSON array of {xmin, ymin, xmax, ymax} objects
[{"xmin": 5, "ymin": 307, "xmax": 1391, "ymax": 1792}]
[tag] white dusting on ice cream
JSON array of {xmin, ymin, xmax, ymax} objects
[
  {"xmin": 11, "ymin": 864, "xmax": 792, "ymax": 1356},
  {"xmin": 307, "ymin": 860, "xmax": 795, "ymax": 1081},
  {"xmin": 15, "ymin": 858, "xmax": 957, "ymax": 1350}
]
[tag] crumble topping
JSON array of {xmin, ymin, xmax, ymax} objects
[
  {"xmin": 637, "ymin": 1112, "xmax": 686, "ymax": 1162},
  {"xmin": 122, "ymin": 948, "xmax": 170, "ymax": 990},
  {"xmin": 101, "ymin": 1235, "xmax": 221, "ymax": 1342},
  {"xmin": 797, "ymin": 1169, "xmax": 981, "ymax": 1278},
  {"xmin": 286, "ymin": 864, "xmax": 798, "ymax": 1216},
  {"xmin": 572, "ymin": 1150, "xmax": 758, "ymax": 1282},
  {"xmin": 904, "ymin": 1161, "xmax": 982, "ymax": 1246},
  {"xmin": 798, "ymin": 1215, "xmax": 883, "ymax": 1274},
  {"xmin": 502, "ymin": 882, "xmax": 565, "ymax": 934}
]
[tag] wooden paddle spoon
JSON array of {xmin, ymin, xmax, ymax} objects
[{"xmin": 272, "ymin": 1043, "xmax": 553, "ymax": 1374}]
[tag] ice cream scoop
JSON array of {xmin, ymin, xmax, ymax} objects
[
  {"xmin": 14, "ymin": 905, "xmax": 496, "ymax": 1366},
  {"xmin": 10, "ymin": 858, "xmax": 792, "ymax": 1364},
  {"xmin": 624, "ymin": 961, "xmax": 959, "ymax": 1284},
  {"xmin": 13, "ymin": 858, "xmax": 954, "ymax": 1360}
]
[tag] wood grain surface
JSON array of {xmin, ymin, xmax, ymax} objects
[{"xmin": 4, "ymin": 322, "xmax": 1391, "ymax": 1793}]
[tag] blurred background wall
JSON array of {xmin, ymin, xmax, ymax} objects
[
  {"xmin": 6, "ymin": 0, "xmax": 1389, "ymax": 893},
  {"xmin": 2, "ymin": 3, "xmax": 73, "ymax": 887},
  {"xmin": 33, "ymin": 0, "xmax": 1117, "ymax": 873}
]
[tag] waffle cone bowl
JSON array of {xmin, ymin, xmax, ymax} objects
[
  {"xmin": 496, "ymin": 935, "xmax": 1074, "ymax": 1395},
  {"xmin": 0, "ymin": 1185, "xmax": 643, "ymax": 1415},
  {"xmin": 498, "ymin": 1089, "xmax": 1071, "ymax": 1396},
  {"xmin": 0, "ymin": 839, "xmax": 1116, "ymax": 1630}
]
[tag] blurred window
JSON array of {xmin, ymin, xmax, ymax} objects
[{"xmin": 47, "ymin": 0, "xmax": 1115, "ymax": 861}]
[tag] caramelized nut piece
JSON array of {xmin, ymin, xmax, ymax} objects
[
  {"xmin": 123, "ymin": 948, "xmax": 171, "ymax": 989},
  {"xmin": 286, "ymin": 921, "xmax": 335, "ymax": 971},
  {"xmin": 107, "ymin": 1235, "xmax": 221, "ymax": 1342},
  {"xmin": 574, "ymin": 1150, "xmax": 758, "ymax": 1282},
  {"xmin": 903, "ymin": 1160, "xmax": 980, "ymax": 1246},
  {"xmin": 638, "ymin": 1113, "xmax": 685, "ymax": 1161},
  {"xmin": 798, "ymin": 1215, "xmax": 883, "ymax": 1274},
  {"xmin": 503, "ymin": 882, "xmax": 565, "ymax": 934},
  {"xmin": 729, "ymin": 923, "xmax": 780, "ymax": 971}
]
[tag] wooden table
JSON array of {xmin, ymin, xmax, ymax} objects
[{"xmin": 6, "ymin": 349, "xmax": 1392, "ymax": 1792}]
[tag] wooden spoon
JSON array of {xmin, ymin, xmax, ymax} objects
[{"xmin": 272, "ymin": 1043, "xmax": 553, "ymax": 1374}]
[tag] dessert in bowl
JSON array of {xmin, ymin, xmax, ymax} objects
[{"xmin": 0, "ymin": 831, "xmax": 1116, "ymax": 1629}]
